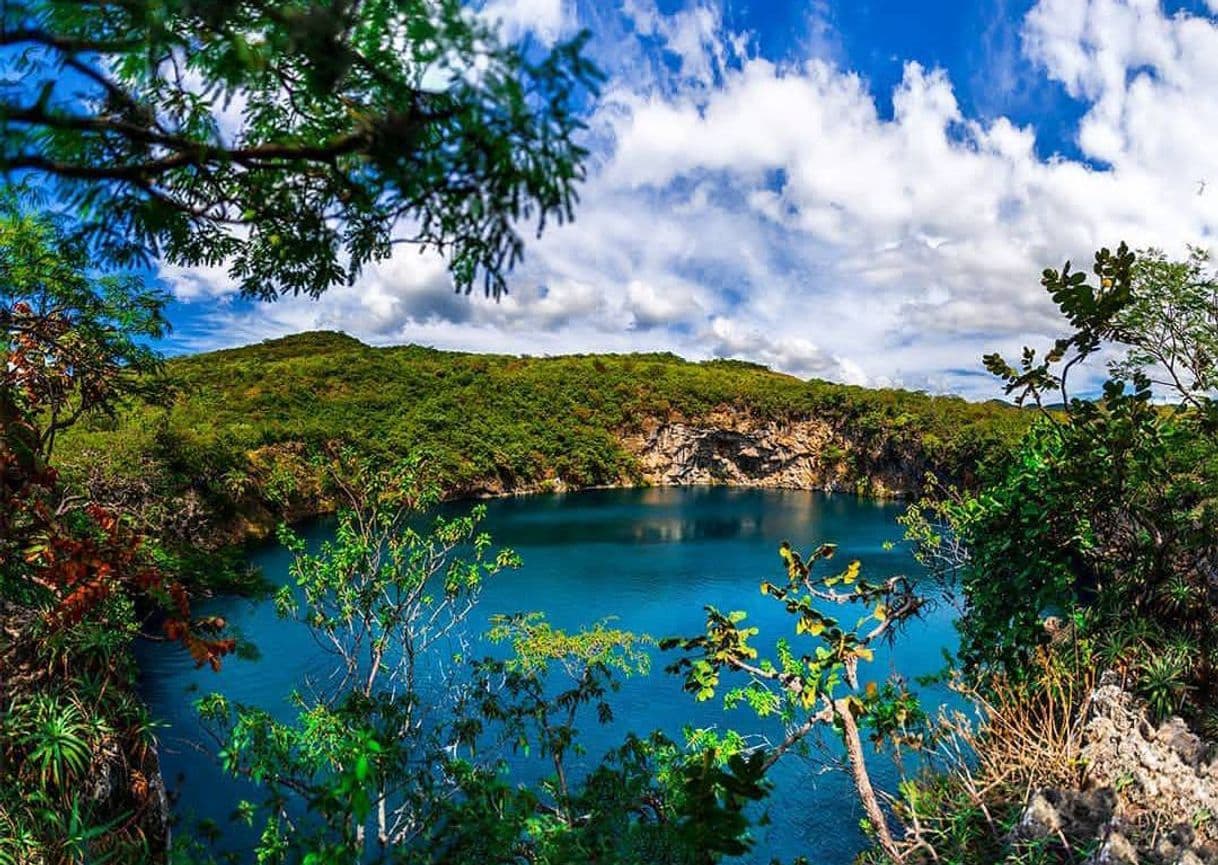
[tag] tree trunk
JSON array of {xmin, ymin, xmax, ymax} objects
[{"xmin": 836, "ymin": 699, "xmax": 901, "ymax": 862}]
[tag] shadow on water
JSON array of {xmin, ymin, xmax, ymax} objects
[{"xmin": 136, "ymin": 486, "xmax": 962, "ymax": 864}]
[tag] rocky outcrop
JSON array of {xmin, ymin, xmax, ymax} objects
[
  {"xmin": 86, "ymin": 734, "xmax": 172, "ymax": 862},
  {"xmin": 233, "ymin": 412, "xmax": 926, "ymax": 516},
  {"xmin": 1017, "ymin": 674, "xmax": 1218, "ymax": 864},
  {"xmin": 622, "ymin": 412, "xmax": 918, "ymax": 497}
]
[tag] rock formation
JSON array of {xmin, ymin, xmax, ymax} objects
[
  {"xmin": 623, "ymin": 411, "xmax": 920, "ymax": 497},
  {"xmin": 1018, "ymin": 674, "xmax": 1218, "ymax": 864}
]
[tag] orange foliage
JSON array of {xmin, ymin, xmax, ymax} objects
[{"xmin": 3, "ymin": 301, "xmax": 234, "ymax": 670}]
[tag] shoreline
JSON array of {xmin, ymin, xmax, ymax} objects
[{"xmin": 193, "ymin": 478, "xmax": 911, "ymax": 602}]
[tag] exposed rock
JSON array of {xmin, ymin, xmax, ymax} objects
[
  {"xmin": 143, "ymin": 743, "xmax": 173, "ymax": 860},
  {"xmin": 623, "ymin": 411, "xmax": 918, "ymax": 496},
  {"xmin": 1155, "ymin": 718, "xmax": 1205, "ymax": 768},
  {"xmin": 1083, "ymin": 678, "xmax": 1218, "ymax": 840},
  {"xmin": 84, "ymin": 733, "xmax": 171, "ymax": 862},
  {"xmin": 1017, "ymin": 791, "xmax": 1066, "ymax": 838},
  {"xmin": 88, "ymin": 737, "xmax": 122, "ymax": 804},
  {"xmin": 1014, "ymin": 788, "xmax": 1116, "ymax": 846},
  {"xmin": 1094, "ymin": 831, "xmax": 1140, "ymax": 864},
  {"xmin": 1017, "ymin": 675, "xmax": 1218, "ymax": 864}
]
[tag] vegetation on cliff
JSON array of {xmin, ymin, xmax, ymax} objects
[{"xmin": 55, "ymin": 331, "xmax": 1028, "ymax": 546}]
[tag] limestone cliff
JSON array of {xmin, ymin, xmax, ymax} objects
[
  {"xmin": 94, "ymin": 408, "xmax": 941, "ymax": 550},
  {"xmin": 621, "ymin": 411, "xmax": 925, "ymax": 498}
]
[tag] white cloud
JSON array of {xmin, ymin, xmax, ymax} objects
[
  {"xmin": 478, "ymin": 0, "xmax": 572, "ymax": 41},
  {"xmin": 165, "ymin": 0, "xmax": 1218, "ymax": 398},
  {"xmin": 161, "ymin": 259, "xmax": 238, "ymax": 302},
  {"xmin": 707, "ymin": 316, "xmax": 864, "ymax": 383}
]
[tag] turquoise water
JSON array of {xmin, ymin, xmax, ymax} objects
[{"xmin": 137, "ymin": 486, "xmax": 960, "ymax": 863}]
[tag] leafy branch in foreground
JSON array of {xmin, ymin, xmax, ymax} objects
[
  {"xmin": 983, "ymin": 242, "xmax": 1137, "ymax": 413},
  {"xmin": 200, "ymin": 451, "xmax": 520, "ymax": 859},
  {"xmin": 1, "ymin": 0, "xmax": 602, "ymax": 298},
  {"xmin": 663, "ymin": 541, "xmax": 927, "ymax": 862},
  {"xmin": 477, "ymin": 613, "xmax": 652, "ymax": 827},
  {"xmin": 196, "ymin": 452, "xmax": 775, "ymax": 864}
]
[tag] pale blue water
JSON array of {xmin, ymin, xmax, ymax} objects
[{"xmin": 137, "ymin": 486, "xmax": 960, "ymax": 863}]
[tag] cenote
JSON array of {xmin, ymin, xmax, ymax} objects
[{"xmin": 137, "ymin": 486, "xmax": 961, "ymax": 864}]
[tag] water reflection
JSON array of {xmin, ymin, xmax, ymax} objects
[
  {"xmin": 481, "ymin": 486, "xmax": 849, "ymax": 548},
  {"xmin": 137, "ymin": 486, "xmax": 952, "ymax": 865}
]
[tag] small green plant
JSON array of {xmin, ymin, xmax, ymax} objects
[
  {"xmin": 1192, "ymin": 808, "xmax": 1213, "ymax": 831},
  {"xmin": 17, "ymin": 697, "xmax": 96, "ymax": 788},
  {"xmin": 1137, "ymin": 652, "xmax": 1193, "ymax": 721}
]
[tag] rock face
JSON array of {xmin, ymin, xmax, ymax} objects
[
  {"xmin": 172, "ymin": 410, "xmax": 931, "ymax": 543},
  {"xmin": 623, "ymin": 413, "xmax": 918, "ymax": 497},
  {"xmin": 1018, "ymin": 674, "xmax": 1218, "ymax": 864}
]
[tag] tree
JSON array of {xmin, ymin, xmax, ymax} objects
[
  {"xmin": 198, "ymin": 452, "xmax": 523, "ymax": 859},
  {"xmin": 0, "ymin": 0, "xmax": 601, "ymax": 299},
  {"xmin": 662, "ymin": 541, "xmax": 927, "ymax": 862},
  {"xmin": 1109, "ymin": 246, "xmax": 1218, "ymax": 407},
  {"xmin": 1, "ymin": 199, "xmax": 169, "ymax": 463},
  {"xmin": 915, "ymin": 245, "xmax": 1218, "ymax": 725}
]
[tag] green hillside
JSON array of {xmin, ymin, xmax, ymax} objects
[{"xmin": 57, "ymin": 331, "xmax": 1028, "ymax": 545}]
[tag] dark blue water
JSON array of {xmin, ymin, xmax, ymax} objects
[{"xmin": 137, "ymin": 486, "xmax": 959, "ymax": 863}]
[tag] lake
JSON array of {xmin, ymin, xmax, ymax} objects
[{"xmin": 137, "ymin": 486, "xmax": 960, "ymax": 863}]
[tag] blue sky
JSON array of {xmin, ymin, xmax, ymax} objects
[{"xmin": 163, "ymin": 0, "xmax": 1218, "ymax": 398}]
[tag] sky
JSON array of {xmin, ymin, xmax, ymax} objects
[{"xmin": 161, "ymin": 0, "xmax": 1218, "ymax": 399}]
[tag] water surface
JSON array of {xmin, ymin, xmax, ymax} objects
[{"xmin": 138, "ymin": 486, "xmax": 959, "ymax": 863}]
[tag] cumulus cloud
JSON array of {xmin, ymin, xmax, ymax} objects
[
  {"xmin": 478, "ymin": 0, "xmax": 572, "ymax": 41},
  {"xmin": 165, "ymin": 0, "xmax": 1218, "ymax": 398},
  {"xmin": 706, "ymin": 316, "xmax": 866, "ymax": 383}
]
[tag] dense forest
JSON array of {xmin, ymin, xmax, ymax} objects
[
  {"xmin": 53, "ymin": 330, "xmax": 1027, "ymax": 558},
  {"xmin": 4, "ymin": 2, "xmax": 1218, "ymax": 865}
]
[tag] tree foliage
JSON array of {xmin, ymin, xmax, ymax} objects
[
  {"xmin": 1, "ymin": 199, "xmax": 231, "ymax": 663},
  {"xmin": 911, "ymin": 245, "xmax": 1218, "ymax": 728},
  {"xmin": 1109, "ymin": 246, "xmax": 1218, "ymax": 406},
  {"xmin": 662, "ymin": 540, "xmax": 928, "ymax": 862},
  {"xmin": 1, "ymin": 196, "xmax": 168, "ymax": 463},
  {"xmin": 1, "ymin": 0, "xmax": 601, "ymax": 299}
]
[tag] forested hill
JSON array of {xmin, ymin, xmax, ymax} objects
[{"xmin": 58, "ymin": 330, "xmax": 1028, "ymax": 545}]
